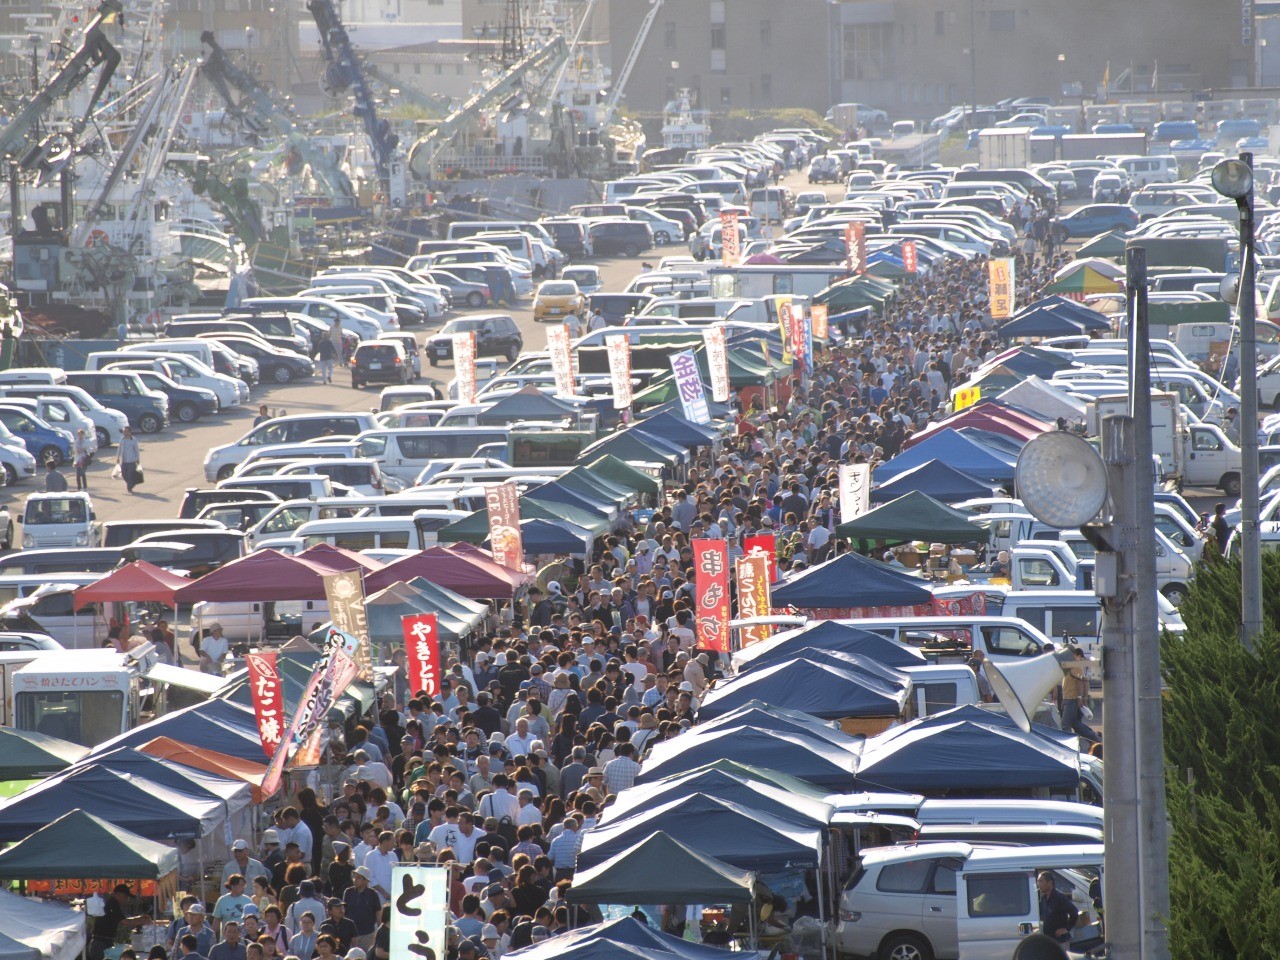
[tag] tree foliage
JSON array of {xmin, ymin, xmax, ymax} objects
[{"xmin": 1162, "ymin": 555, "xmax": 1280, "ymax": 956}]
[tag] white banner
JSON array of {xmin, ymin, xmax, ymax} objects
[
  {"xmin": 704, "ymin": 326, "xmax": 730, "ymax": 403},
  {"xmin": 838, "ymin": 463, "xmax": 871, "ymax": 522},
  {"xmin": 390, "ymin": 865, "xmax": 449, "ymax": 960},
  {"xmin": 720, "ymin": 211, "xmax": 740, "ymax": 267},
  {"xmin": 671, "ymin": 348, "xmax": 710, "ymax": 423},
  {"xmin": 547, "ymin": 322, "xmax": 575, "ymax": 397},
  {"xmin": 451, "ymin": 331, "xmax": 477, "ymax": 404},
  {"xmin": 606, "ymin": 334, "xmax": 632, "ymax": 410}
]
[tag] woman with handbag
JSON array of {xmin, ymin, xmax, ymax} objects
[{"xmin": 116, "ymin": 426, "xmax": 141, "ymax": 493}]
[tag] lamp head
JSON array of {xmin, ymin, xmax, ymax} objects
[
  {"xmin": 1212, "ymin": 158, "xmax": 1253, "ymax": 201},
  {"xmin": 1015, "ymin": 431, "xmax": 1109, "ymax": 531}
]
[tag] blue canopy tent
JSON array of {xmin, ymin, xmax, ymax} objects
[
  {"xmin": 599, "ymin": 768, "xmax": 834, "ymax": 829},
  {"xmin": 484, "ymin": 518, "xmax": 591, "ymax": 556},
  {"xmin": 873, "ymin": 431, "xmax": 1017, "ymax": 485},
  {"xmin": 771, "ymin": 551, "xmax": 933, "ymax": 609},
  {"xmin": 894, "ymin": 704, "xmax": 1080, "ymax": 751},
  {"xmin": 505, "ymin": 917, "xmax": 733, "ymax": 960},
  {"xmin": 869, "ymin": 459, "xmax": 998, "ymax": 504},
  {"xmin": 576, "ymin": 793, "xmax": 823, "ymax": 872},
  {"xmin": 998, "ymin": 300, "xmax": 1110, "ymax": 339},
  {"xmin": 697, "ymin": 656, "xmax": 910, "ymax": 722},
  {"xmin": 98, "ymin": 700, "xmax": 266, "ymax": 764},
  {"xmin": 637, "ymin": 726, "xmax": 859, "ymax": 791},
  {"xmin": 854, "ymin": 710, "xmax": 1081, "ymax": 793},
  {"xmin": 524, "ymin": 481, "xmax": 615, "ymax": 518},
  {"xmin": 580, "ymin": 429, "xmax": 688, "ymax": 466},
  {"xmin": 70, "ymin": 747, "xmax": 251, "ymax": 819},
  {"xmin": 0, "ymin": 765, "xmax": 223, "ymax": 841},
  {"xmin": 691, "ymin": 703, "xmax": 867, "ymax": 753},
  {"xmin": 565, "ymin": 832, "xmax": 756, "ymax": 907},
  {"xmin": 956, "ymin": 427, "xmax": 1025, "ymax": 459},
  {"xmin": 733, "ymin": 621, "xmax": 927, "ymax": 672}
]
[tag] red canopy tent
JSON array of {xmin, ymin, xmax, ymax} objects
[
  {"xmin": 74, "ymin": 561, "xmax": 190, "ymax": 607},
  {"xmin": 172, "ymin": 550, "xmax": 337, "ymax": 602},
  {"xmin": 902, "ymin": 406, "xmax": 1049, "ymax": 450},
  {"xmin": 364, "ymin": 546, "xmax": 531, "ymax": 599},
  {"xmin": 446, "ymin": 542, "xmax": 532, "ymax": 577},
  {"xmin": 297, "ymin": 543, "xmax": 384, "ymax": 572}
]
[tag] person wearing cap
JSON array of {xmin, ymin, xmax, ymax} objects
[
  {"xmin": 342, "ymin": 865, "xmax": 380, "ymax": 949},
  {"xmin": 479, "ymin": 881, "xmax": 509, "ymax": 920},
  {"xmin": 199, "ymin": 622, "xmax": 229, "ymax": 675},
  {"xmin": 213, "ymin": 875, "xmax": 253, "ymax": 934},
  {"xmin": 174, "ymin": 903, "xmax": 215, "ymax": 957},
  {"xmin": 319, "ymin": 899, "xmax": 358, "ymax": 954},
  {"xmin": 89, "ymin": 885, "xmax": 152, "ymax": 960},
  {"xmin": 223, "ymin": 839, "xmax": 271, "ymax": 887},
  {"xmin": 683, "ymin": 653, "xmax": 708, "ymax": 697}
]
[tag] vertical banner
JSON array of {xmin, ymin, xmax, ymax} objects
[
  {"xmin": 452, "ymin": 330, "xmax": 478, "ymax": 404},
  {"xmin": 777, "ymin": 299, "xmax": 794, "ymax": 363},
  {"xmin": 245, "ymin": 653, "xmax": 285, "ymax": 760},
  {"xmin": 606, "ymin": 334, "xmax": 632, "ymax": 410},
  {"xmin": 719, "ymin": 210, "xmax": 741, "ymax": 267},
  {"xmin": 838, "ymin": 463, "xmax": 872, "ymax": 523},
  {"xmin": 485, "ymin": 481, "xmax": 523, "ymax": 569},
  {"xmin": 901, "ymin": 240, "xmax": 918, "ymax": 274},
  {"xmin": 988, "ymin": 257, "xmax": 1016, "ymax": 319},
  {"xmin": 810, "ymin": 303, "xmax": 828, "ymax": 341},
  {"xmin": 390, "ymin": 865, "xmax": 449, "ymax": 960},
  {"xmin": 692, "ymin": 539, "xmax": 731, "ymax": 653},
  {"xmin": 324, "ymin": 571, "xmax": 372, "ymax": 683},
  {"xmin": 703, "ymin": 326, "xmax": 730, "ymax": 403},
  {"xmin": 547, "ymin": 323, "xmax": 575, "ymax": 397},
  {"xmin": 735, "ymin": 554, "xmax": 773, "ymax": 647},
  {"xmin": 744, "ymin": 533, "xmax": 778, "ymax": 583},
  {"xmin": 401, "ymin": 613, "xmax": 441, "ymax": 699},
  {"xmin": 671, "ymin": 349, "xmax": 710, "ymax": 423},
  {"xmin": 788, "ymin": 302, "xmax": 809, "ymax": 373},
  {"xmin": 845, "ymin": 221, "xmax": 866, "ymax": 274}
]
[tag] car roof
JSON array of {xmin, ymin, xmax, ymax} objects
[{"xmin": 860, "ymin": 842, "xmax": 974, "ymax": 866}]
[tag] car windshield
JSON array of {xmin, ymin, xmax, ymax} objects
[
  {"xmin": 440, "ymin": 319, "xmax": 484, "ymax": 334},
  {"xmin": 539, "ymin": 283, "xmax": 577, "ymax": 296}
]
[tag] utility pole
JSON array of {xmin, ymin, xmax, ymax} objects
[
  {"xmin": 1234, "ymin": 156, "xmax": 1264, "ymax": 648},
  {"xmin": 1127, "ymin": 247, "xmax": 1171, "ymax": 960}
]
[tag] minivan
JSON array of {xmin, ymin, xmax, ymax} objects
[
  {"xmin": 0, "ymin": 384, "xmax": 129, "ymax": 449},
  {"xmin": 64, "ymin": 371, "xmax": 170, "ymax": 434},
  {"xmin": 0, "ymin": 547, "xmax": 123, "ymax": 577},
  {"xmin": 0, "ymin": 368, "xmax": 67, "ymax": 386},
  {"xmin": 587, "ymin": 220, "xmax": 654, "ymax": 258},
  {"xmin": 99, "ymin": 518, "xmax": 227, "ymax": 548},
  {"xmin": 1117, "ymin": 155, "xmax": 1179, "ymax": 187},
  {"xmin": 19, "ymin": 492, "xmax": 99, "ymax": 549},
  {"xmin": 354, "ymin": 427, "xmax": 512, "ymax": 482},
  {"xmin": 244, "ymin": 497, "xmax": 367, "ymax": 548},
  {"xmin": 295, "ymin": 512, "xmax": 467, "ymax": 551},
  {"xmin": 178, "ymin": 488, "xmax": 281, "ymax": 520},
  {"xmin": 202, "ymin": 413, "xmax": 378, "ymax": 481},
  {"xmin": 748, "ymin": 187, "xmax": 794, "ymax": 223}
]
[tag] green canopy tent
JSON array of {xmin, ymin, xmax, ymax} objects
[
  {"xmin": 0, "ymin": 728, "xmax": 88, "ymax": 781},
  {"xmin": 583, "ymin": 455, "xmax": 662, "ymax": 499},
  {"xmin": 1076, "ymin": 229, "xmax": 1127, "ymax": 260},
  {"xmin": 835, "ymin": 490, "xmax": 983, "ymax": 549},
  {"xmin": 0, "ymin": 809, "xmax": 178, "ymax": 884},
  {"xmin": 436, "ymin": 497, "xmax": 607, "ymax": 545},
  {"xmin": 565, "ymin": 831, "xmax": 755, "ymax": 905},
  {"xmin": 580, "ymin": 431, "xmax": 684, "ymax": 469},
  {"xmin": 815, "ymin": 274, "xmax": 896, "ymax": 312},
  {"xmin": 557, "ymin": 467, "xmax": 635, "ymax": 508}
]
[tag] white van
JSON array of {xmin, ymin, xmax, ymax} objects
[
  {"xmin": 0, "ymin": 368, "xmax": 67, "ymax": 386},
  {"xmin": 847, "ymin": 616, "xmax": 1051, "ymax": 663},
  {"xmin": 122, "ymin": 338, "xmax": 215, "ymax": 370},
  {"xmin": 19, "ymin": 492, "xmax": 99, "ymax": 549},
  {"xmin": 1117, "ymin": 154, "xmax": 1179, "ymax": 187},
  {"xmin": 244, "ymin": 497, "xmax": 367, "ymax": 549},
  {"xmin": 0, "ymin": 575, "xmax": 99, "ymax": 649},
  {"xmin": 354, "ymin": 427, "xmax": 512, "ymax": 483},
  {"xmin": 296, "ymin": 510, "xmax": 468, "ymax": 551}
]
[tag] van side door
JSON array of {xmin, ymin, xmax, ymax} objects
[{"xmin": 957, "ymin": 870, "xmax": 1037, "ymax": 958}]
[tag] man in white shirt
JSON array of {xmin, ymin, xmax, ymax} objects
[
  {"xmin": 504, "ymin": 717, "xmax": 536, "ymax": 756},
  {"xmin": 478, "ymin": 776, "xmax": 520, "ymax": 822},
  {"xmin": 275, "ymin": 808, "xmax": 313, "ymax": 862},
  {"xmin": 516, "ymin": 790, "xmax": 542, "ymax": 826},
  {"xmin": 361, "ymin": 834, "xmax": 397, "ymax": 904},
  {"xmin": 450, "ymin": 813, "xmax": 480, "ymax": 864}
]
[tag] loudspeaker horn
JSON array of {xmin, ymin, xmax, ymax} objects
[{"xmin": 986, "ymin": 653, "xmax": 1067, "ymax": 733}]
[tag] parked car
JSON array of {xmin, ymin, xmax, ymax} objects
[
  {"xmin": 424, "ymin": 315, "xmax": 523, "ymax": 365},
  {"xmin": 351, "ymin": 340, "xmax": 412, "ymax": 390},
  {"xmin": 1052, "ymin": 203, "xmax": 1139, "ymax": 238},
  {"xmin": 561, "ymin": 265, "xmax": 602, "ymax": 294},
  {"xmin": 532, "ymin": 280, "xmax": 586, "ymax": 323},
  {"xmin": 587, "ymin": 219, "xmax": 654, "ymax": 258},
  {"xmin": 807, "ymin": 156, "xmax": 841, "ymax": 183}
]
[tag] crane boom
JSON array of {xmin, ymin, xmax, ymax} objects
[{"xmin": 603, "ymin": 0, "xmax": 663, "ymax": 118}]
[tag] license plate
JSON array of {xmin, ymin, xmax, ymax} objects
[
  {"xmin": 435, "ymin": 348, "xmax": 448, "ymax": 355},
  {"xmin": 369, "ymin": 363, "xmax": 382, "ymax": 370},
  {"xmin": 549, "ymin": 308, "xmax": 561, "ymax": 314}
]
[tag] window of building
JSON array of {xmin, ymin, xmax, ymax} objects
[
  {"xmin": 841, "ymin": 23, "xmax": 890, "ymax": 81},
  {"xmin": 721, "ymin": 86, "xmax": 731, "ymax": 105},
  {"xmin": 935, "ymin": 10, "xmax": 945, "ymax": 35},
  {"xmin": 664, "ymin": 20, "xmax": 676, "ymax": 47},
  {"xmin": 761, "ymin": 72, "xmax": 772, "ymax": 101},
  {"xmin": 711, "ymin": 48, "xmax": 726, "ymax": 72},
  {"xmin": 760, "ymin": 19, "xmax": 772, "ymax": 47},
  {"xmin": 990, "ymin": 10, "xmax": 1016, "ymax": 30},
  {"xmin": 709, "ymin": 0, "xmax": 725, "ymax": 24},
  {"xmin": 710, "ymin": 25, "xmax": 726, "ymax": 49}
]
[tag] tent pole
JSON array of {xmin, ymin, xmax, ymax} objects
[{"xmin": 816, "ymin": 845, "xmax": 830, "ymax": 960}]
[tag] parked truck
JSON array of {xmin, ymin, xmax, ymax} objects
[{"xmin": 977, "ymin": 127, "xmax": 1031, "ymax": 168}]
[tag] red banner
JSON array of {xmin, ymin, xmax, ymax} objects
[
  {"xmin": 693, "ymin": 539, "xmax": 731, "ymax": 653},
  {"xmin": 901, "ymin": 240, "xmax": 918, "ymax": 274},
  {"xmin": 403, "ymin": 613, "xmax": 442, "ymax": 698},
  {"xmin": 485, "ymin": 481, "xmax": 523, "ymax": 568},
  {"xmin": 845, "ymin": 221, "xmax": 866, "ymax": 274},
  {"xmin": 735, "ymin": 554, "xmax": 773, "ymax": 647},
  {"xmin": 744, "ymin": 533, "xmax": 778, "ymax": 584},
  {"xmin": 245, "ymin": 652, "xmax": 285, "ymax": 760}
]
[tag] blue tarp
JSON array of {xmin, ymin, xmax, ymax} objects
[
  {"xmin": 693, "ymin": 703, "xmax": 866, "ymax": 753},
  {"xmin": 874, "ymin": 431, "xmax": 1017, "ymax": 485},
  {"xmin": 855, "ymin": 706, "xmax": 1081, "ymax": 792},
  {"xmin": 505, "ymin": 918, "xmax": 733, "ymax": 960},
  {"xmin": 73, "ymin": 748, "xmax": 248, "ymax": 815},
  {"xmin": 484, "ymin": 518, "xmax": 592, "ymax": 556},
  {"xmin": 735, "ymin": 621, "xmax": 927, "ymax": 671},
  {"xmin": 99, "ymin": 700, "xmax": 265, "ymax": 764},
  {"xmin": 638, "ymin": 726, "xmax": 859, "ymax": 790},
  {"xmin": 998, "ymin": 299, "xmax": 1111, "ymax": 339},
  {"xmin": 771, "ymin": 551, "xmax": 933, "ymax": 608},
  {"xmin": 576, "ymin": 793, "xmax": 823, "ymax": 872},
  {"xmin": 599, "ymin": 768, "xmax": 834, "ymax": 829},
  {"xmin": 870, "ymin": 459, "xmax": 997, "ymax": 505},
  {"xmin": 956, "ymin": 427, "xmax": 1025, "ymax": 458},
  {"xmin": 697, "ymin": 655, "xmax": 910, "ymax": 722},
  {"xmin": 630, "ymin": 412, "xmax": 720, "ymax": 449}
]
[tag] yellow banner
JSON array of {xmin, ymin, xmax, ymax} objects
[
  {"xmin": 953, "ymin": 385, "xmax": 982, "ymax": 411},
  {"xmin": 776, "ymin": 297, "xmax": 793, "ymax": 363},
  {"xmin": 988, "ymin": 257, "xmax": 1015, "ymax": 320}
]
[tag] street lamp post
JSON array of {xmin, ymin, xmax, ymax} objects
[
  {"xmin": 1213, "ymin": 155, "xmax": 1264, "ymax": 649},
  {"xmin": 968, "ymin": 0, "xmax": 977, "ymax": 128},
  {"xmin": 1057, "ymin": 53, "xmax": 1065, "ymax": 99}
]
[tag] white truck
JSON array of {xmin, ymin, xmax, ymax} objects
[{"xmin": 1086, "ymin": 392, "xmax": 1241, "ymax": 494}]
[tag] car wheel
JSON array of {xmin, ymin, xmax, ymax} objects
[
  {"xmin": 1222, "ymin": 473, "xmax": 1242, "ymax": 497},
  {"xmin": 217, "ymin": 464, "xmax": 236, "ymax": 481},
  {"xmin": 467, "ymin": 291, "xmax": 485, "ymax": 307},
  {"xmin": 654, "ymin": 231, "xmax": 672, "ymax": 244},
  {"xmin": 506, "ymin": 344, "xmax": 519, "ymax": 362},
  {"xmin": 1162, "ymin": 582, "xmax": 1189, "ymax": 606},
  {"xmin": 38, "ymin": 444, "xmax": 62, "ymax": 466},
  {"xmin": 271, "ymin": 364, "xmax": 294, "ymax": 383},
  {"xmin": 95, "ymin": 427, "xmax": 111, "ymax": 448},
  {"xmin": 623, "ymin": 244, "xmax": 641, "ymax": 257},
  {"xmin": 429, "ymin": 357, "xmax": 439, "ymax": 367},
  {"xmin": 352, "ymin": 378, "xmax": 362, "ymax": 390},
  {"xmin": 175, "ymin": 402, "xmax": 199, "ymax": 423},
  {"xmin": 2, "ymin": 464, "xmax": 16, "ymax": 486},
  {"xmin": 879, "ymin": 934, "xmax": 933, "ymax": 960},
  {"xmin": 138, "ymin": 413, "xmax": 162, "ymax": 434}
]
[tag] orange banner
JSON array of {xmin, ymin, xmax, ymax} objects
[
  {"xmin": 735, "ymin": 554, "xmax": 772, "ymax": 646},
  {"xmin": 810, "ymin": 303, "xmax": 828, "ymax": 340},
  {"xmin": 988, "ymin": 257, "xmax": 1015, "ymax": 319},
  {"xmin": 485, "ymin": 481, "xmax": 523, "ymax": 568}
]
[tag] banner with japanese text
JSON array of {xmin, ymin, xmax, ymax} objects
[
  {"xmin": 787, "ymin": 301, "xmax": 809, "ymax": 373},
  {"xmin": 606, "ymin": 334, "xmax": 632, "ymax": 410},
  {"xmin": 245, "ymin": 653, "xmax": 285, "ymax": 760},
  {"xmin": 720, "ymin": 210, "xmax": 741, "ymax": 267},
  {"xmin": 735, "ymin": 554, "xmax": 773, "ymax": 647},
  {"xmin": 953, "ymin": 384, "xmax": 982, "ymax": 411},
  {"xmin": 693, "ymin": 539, "xmax": 731, "ymax": 653},
  {"xmin": 777, "ymin": 300, "xmax": 794, "ymax": 363},
  {"xmin": 810, "ymin": 303, "xmax": 828, "ymax": 340},
  {"xmin": 671, "ymin": 349, "xmax": 710, "ymax": 423},
  {"xmin": 324, "ymin": 570, "xmax": 372, "ymax": 682},
  {"xmin": 846, "ymin": 221, "xmax": 866, "ymax": 274},
  {"xmin": 744, "ymin": 533, "xmax": 778, "ymax": 583},
  {"xmin": 703, "ymin": 326, "xmax": 730, "ymax": 402},
  {"xmin": 390, "ymin": 865, "xmax": 449, "ymax": 960},
  {"xmin": 547, "ymin": 322, "xmax": 575, "ymax": 397},
  {"xmin": 988, "ymin": 257, "xmax": 1016, "ymax": 319},
  {"xmin": 485, "ymin": 481, "xmax": 523, "ymax": 568},
  {"xmin": 838, "ymin": 463, "xmax": 871, "ymax": 522},
  {"xmin": 451, "ymin": 330, "xmax": 478, "ymax": 403},
  {"xmin": 901, "ymin": 240, "xmax": 918, "ymax": 273},
  {"xmin": 402, "ymin": 613, "xmax": 442, "ymax": 698}
]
